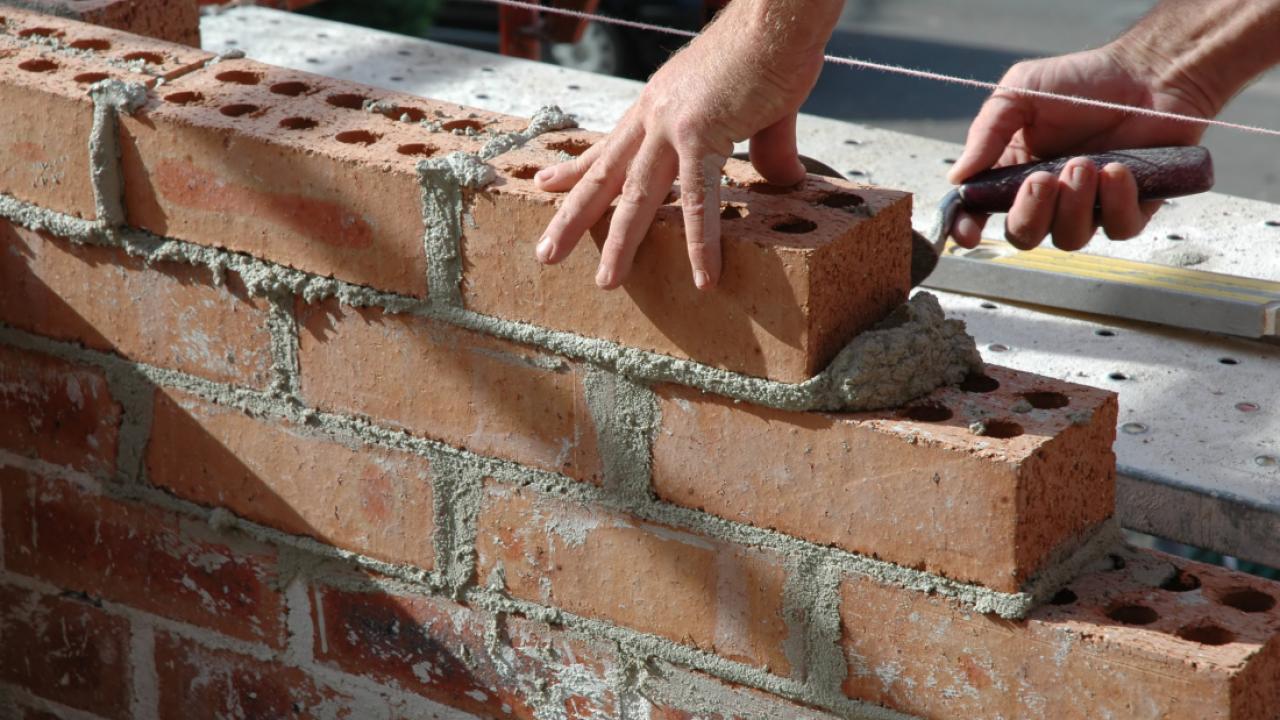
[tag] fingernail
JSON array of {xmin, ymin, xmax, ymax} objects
[
  {"xmin": 595, "ymin": 265, "xmax": 611, "ymax": 288},
  {"xmin": 1072, "ymin": 164, "xmax": 1089, "ymax": 182},
  {"xmin": 1029, "ymin": 180, "xmax": 1048, "ymax": 200},
  {"xmin": 694, "ymin": 270, "xmax": 709, "ymax": 289},
  {"xmin": 535, "ymin": 167, "xmax": 553, "ymax": 183},
  {"xmin": 536, "ymin": 237, "xmax": 553, "ymax": 263}
]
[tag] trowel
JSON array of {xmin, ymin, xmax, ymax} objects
[{"xmin": 782, "ymin": 147, "xmax": 1216, "ymax": 287}]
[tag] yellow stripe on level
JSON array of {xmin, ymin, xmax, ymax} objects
[{"xmin": 949, "ymin": 241, "xmax": 1280, "ymax": 305}]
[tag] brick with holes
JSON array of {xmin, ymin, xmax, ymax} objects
[
  {"xmin": 1, "ymin": 468, "xmax": 288, "ymax": 647},
  {"xmin": 2, "ymin": 0, "xmax": 201, "ymax": 46},
  {"xmin": 651, "ymin": 365, "xmax": 1118, "ymax": 593},
  {"xmin": 0, "ymin": 8, "xmax": 211, "ymax": 217},
  {"xmin": 118, "ymin": 57, "xmax": 520, "ymax": 298},
  {"xmin": 145, "ymin": 388, "xmax": 436, "ymax": 570},
  {"xmin": 474, "ymin": 479, "xmax": 793, "ymax": 676},
  {"xmin": 0, "ymin": 221, "xmax": 275, "ymax": 388},
  {"xmin": 469, "ymin": 139, "xmax": 913, "ymax": 382},
  {"xmin": 839, "ymin": 545, "xmax": 1280, "ymax": 719},
  {"xmin": 0, "ymin": 582, "xmax": 133, "ymax": 720}
]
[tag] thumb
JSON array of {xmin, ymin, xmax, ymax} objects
[
  {"xmin": 749, "ymin": 113, "xmax": 807, "ymax": 186},
  {"xmin": 949, "ymin": 93, "xmax": 1031, "ymax": 184}
]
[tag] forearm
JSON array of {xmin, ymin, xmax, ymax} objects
[
  {"xmin": 1112, "ymin": 0, "xmax": 1280, "ymax": 115},
  {"xmin": 718, "ymin": 0, "xmax": 844, "ymax": 57}
]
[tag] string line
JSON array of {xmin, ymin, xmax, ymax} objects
[{"xmin": 482, "ymin": 0, "xmax": 1280, "ymax": 138}]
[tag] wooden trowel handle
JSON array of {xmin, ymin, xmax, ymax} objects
[{"xmin": 956, "ymin": 146, "xmax": 1215, "ymax": 213}]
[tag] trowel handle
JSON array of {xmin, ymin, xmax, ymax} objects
[{"xmin": 955, "ymin": 146, "xmax": 1214, "ymax": 214}]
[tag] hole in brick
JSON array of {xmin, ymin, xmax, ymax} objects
[
  {"xmin": 18, "ymin": 59, "xmax": 58, "ymax": 73},
  {"xmin": 1176, "ymin": 623, "xmax": 1235, "ymax": 645},
  {"xmin": 1050, "ymin": 589, "xmax": 1078, "ymax": 606},
  {"xmin": 1107, "ymin": 604, "xmax": 1159, "ymax": 626},
  {"xmin": 1108, "ymin": 553, "xmax": 1128, "ymax": 570},
  {"xmin": 749, "ymin": 182, "xmax": 798, "ymax": 195},
  {"xmin": 269, "ymin": 81, "xmax": 311, "ymax": 96},
  {"xmin": 279, "ymin": 116, "xmax": 318, "ymax": 130},
  {"xmin": 384, "ymin": 106, "xmax": 427, "ymax": 122},
  {"xmin": 980, "ymin": 420, "xmax": 1023, "ymax": 439},
  {"xmin": 1160, "ymin": 570, "xmax": 1201, "ymax": 592},
  {"xmin": 74, "ymin": 72, "xmax": 110, "ymax": 84},
  {"xmin": 960, "ymin": 372, "xmax": 1000, "ymax": 393},
  {"xmin": 215, "ymin": 69, "xmax": 262, "ymax": 85},
  {"xmin": 164, "ymin": 90, "xmax": 203, "ymax": 105},
  {"xmin": 1219, "ymin": 588, "xmax": 1276, "ymax": 613},
  {"xmin": 69, "ymin": 38, "xmax": 111, "ymax": 51},
  {"xmin": 1023, "ymin": 391, "xmax": 1069, "ymax": 410},
  {"xmin": 397, "ymin": 143, "xmax": 437, "ymax": 157},
  {"xmin": 18, "ymin": 27, "xmax": 61, "ymax": 39},
  {"xmin": 545, "ymin": 137, "xmax": 592, "ymax": 156},
  {"xmin": 819, "ymin": 192, "xmax": 866, "ymax": 209},
  {"xmin": 326, "ymin": 93, "xmax": 368, "ymax": 110},
  {"xmin": 335, "ymin": 130, "xmax": 380, "ymax": 145},
  {"xmin": 442, "ymin": 118, "xmax": 485, "ymax": 133},
  {"xmin": 219, "ymin": 103, "xmax": 261, "ymax": 117},
  {"xmin": 720, "ymin": 203, "xmax": 749, "ymax": 220},
  {"xmin": 506, "ymin": 164, "xmax": 541, "ymax": 180},
  {"xmin": 772, "ymin": 217, "xmax": 818, "ymax": 234},
  {"xmin": 122, "ymin": 51, "xmax": 164, "ymax": 65},
  {"xmin": 901, "ymin": 403, "xmax": 953, "ymax": 422}
]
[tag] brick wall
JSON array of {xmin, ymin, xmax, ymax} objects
[{"xmin": 1, "ymin": 8, "xmax": 1279, "ymax": 719}]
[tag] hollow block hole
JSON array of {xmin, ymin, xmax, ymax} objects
[
  {"xmin": 164, "ymin": 91, "xmax": 203, "ymax": 105},
  {"xmin": 720, "ymin": 203, "xmax": 749, "ymax": 220},
  {"xmin": 122, "ymin": 51, "xmax": 164, "ymax": 65},
  {"xmin": 326, "ymin": 93, "xmax": 367, "ymax": 110},
  {"xmin": 1049, "ymin": 589, "xmax": 1078, "ymax": 606},
  {"xmin": 1160, "ymin": 570, "xmax": 1201, "ymax": 593},
  {"xmin": 1107, "ymin": 604, "xmax": 1159, "ymax": 626},
  {"xmin": 1176, "ymin": 624, "xmax": 1235, "ymax": 646},
  {"xmin": 902, "ymin": 403, "xmax": 953, "ymax": 423},
  {"xmin": 442, "ymin": 118, "xmax": 485, "ymax": 133},
  {"xmin": 219, "ymin": 103, "xmax": 260, "ymax": 118},
  {"xmin": 1023, "ymin": 391, "xmax": 1069, "ymax": 410},
  {"xmin": 74, "ymin": 72, "xmax": 110, "ymax": 84},
  {"xmin": 385, "ymin": 106, "xmax": 427, "ymax": 123},
  {"xmin": 506, "ymin": 164, "xmax": 541, "ymax": 180},
  {"xmin": 772, "ymin": 217, "xmax": 817, "ymax": 234},
  {"xmin": 69, "ymin": 38, "xmax": 111, "ymax": 51},
  {"xmin": 980, "ymin": 420, "xmax": 1024, "ymax": 439},
  {"xmin": 335, "ymin": 130, "xmax": 380, "ymax": 145},
  {"xmin": 279, "ymin": 117, "xmax": 318, "ymax": 130},
  {"xmin": 269, "ymin": 81, "xmax": 311, "ymax": 96},
  {"xmin": 397, "ymin": 143, "xmax": 437, "ymax": 158},
  {"xmin": 819, "ymin": 192, "xmax": 866, "ymax": 210},
  {"xmin": 17, "ymin": 27, "xmax": 60, "ymax": 39},
  {"xmin": 1219, "ymin": 588, "xmax": 1276, "ymax": 613},
  {"xmin": 545, "ymin": 137, "xmax": 592, "ymax": 156},
  {"xmin": 18, "ymin": 58, "xmax": 58, "ymax": 73},
  {"xmin": 960, "ymin": 372, "xmax": 1000, "ymax": 393}
]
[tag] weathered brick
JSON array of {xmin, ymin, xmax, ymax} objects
[
  {"xmin": 652, "ymin": 365, "xmax": 1117, "ymax": 592},
  {"xmin": 296, "ymin": 299, "xmax": 602, "ymax": 483},
  {"xmin": 312, "ymin": 584, "xmax": 622, "ymax": 718},
  {"xmin": 1, "ymin": 468, "xmax": 287, "ymax": 647},
  {"xmin": 155, "ymin": 632, "xmax": 364, "ymax": 720},
  {"xmin": 475, "ymin": 481, "xmax": 792, "ymax": 676},
  {"xmin": 469, "ymin": 142, "xmax": 912, "ymax": 383},
  {"xmin": 645, "ymin": 666, "xmax": 843, "ymax": 720},
  {"xmin": 146, "ymin": 388, "xmax": 435, "ymax": 570},
  {"xmin": 0, "ymin": 582, "xmax": 131, "ymax": 720},
  {"xmin": 0, "ymin": 222, "xmax": 275, "ymax": 387},
  {"xmin": 839, "ymin": 546, "xmax": 1280, "ymax": 719},
  {"xmin": 0, "ymin": 344, "xmax": 120, "ymax": 476},
  {"xmin": 1, "ymin": 1, "xmax": 201, "ymax": 46},
  {"xmin": 118, "ymin": 58, "xmax": 518, "ymax": 298}
]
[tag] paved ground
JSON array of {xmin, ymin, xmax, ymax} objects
[{"xmin": 810, "ymin": 0, "xmax": 1280, "ymax": 203}]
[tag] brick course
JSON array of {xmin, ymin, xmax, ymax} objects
[{"xmin": 2, "ymin": 1, "xmax": 201, "ymax": 46}]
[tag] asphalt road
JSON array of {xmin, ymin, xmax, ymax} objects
[{"xmin": 810, "ymin": 0, "xmax": 1280, "ymax": 203}]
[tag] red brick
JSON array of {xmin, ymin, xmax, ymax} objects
[
  {"xmin": 0, "ymin": 10, "xmax": 211, "ymax": 218},
  {"xmin": 839, "ymin": 546, "xmax": 1280, "ymax": 719},
  {"xmin": 0, "ymin": 345, "xmax": 120, "ymax": 476},
  {"xmin": 312, "ymin": 584, "xmax": 621, "ymax": 718},
  {"xmin": 0, "ymin": 582, "xmax": 131, "ymax": 720},
  {"xmin": 146, "ymin": 388, "xmax": 435, "ymax": 570},
  {"xmin": 0, "ymin": 222, "xmax": 275, "ymax": 388},
  {"xmin": 469, "ymin": 142, "xmax": 912, "ymax": 383},
  {"xmin": 2, "ymin": 1, "xmax": 201, "ymax": 46},
  {"xmin": 296, "ymin": 299, "xmax": 602, "ymax": 483},
  {"xmin": 1, "ymin": 468, "xmax": 287, "ymax": 647},
  {"xmin": 119, "ymin": 58, "xmax": 520, "ymax": 298},
  {"xmin": 474, "ymin": 481, "xmax": 792, "ymax": 675},
  {"xmin": 155, "ymin": 632, "xmax": 363, "ymax": 720},
  {"xmin": 652, "ymin": 365, "xmax": 1118, "ymax": 593}
]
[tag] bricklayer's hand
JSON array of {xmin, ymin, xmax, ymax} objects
[
  {"xmin": 531, "ymin": 0, "xmax": 841, "ymax": 291},
  {"xmin": 948, "ymin": 46, "xmax": 1208, "ymax": 251}
]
